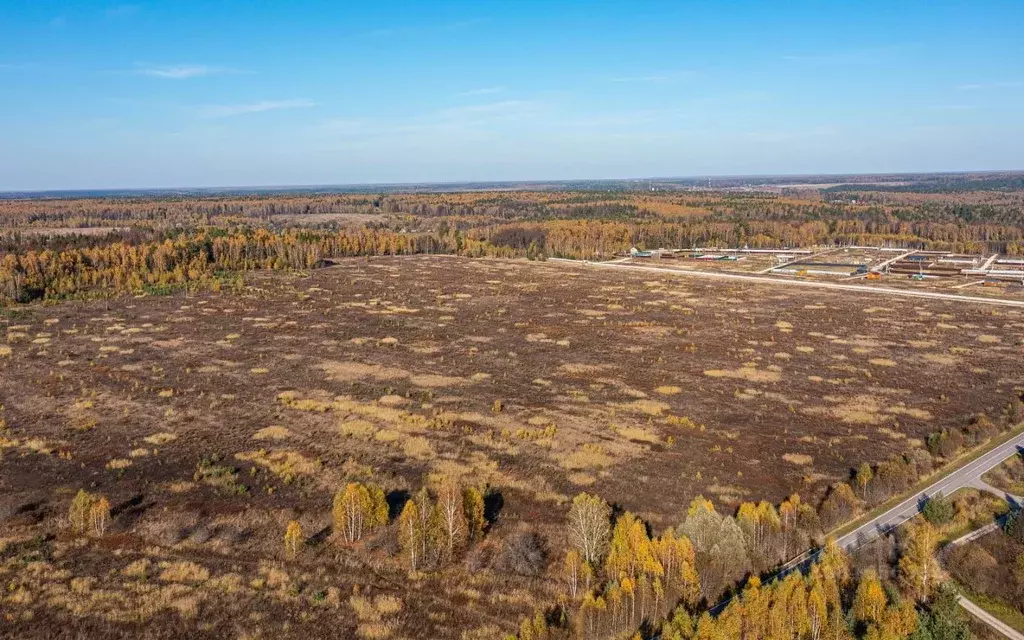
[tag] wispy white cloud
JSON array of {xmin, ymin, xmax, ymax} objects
[
  {"xmin": 957, "ymin": 81, "xmax": 1022, "ymax": 91},
  {"xmin": 198, "ymin": 99, "xmax": 318, "ymax": 118},
  {"xmin": 459, "ymin": 86, "xmax": 506, "ymax": 96},
  {"xmin": 135, "ymin": 64, "xmax": 240, "ymax": 79}
]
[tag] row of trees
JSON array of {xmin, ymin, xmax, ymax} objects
[
  {"xmin": 518, "ymin": 492, "xmax": 959, "ymax": 640},
  {"xmin": 396, "ymin": 481, "xmax": 487, "ymax": 571},
  {"xmin": 279, "ymin": 479, "xmax": 489, "ymax": 571},
  {"xmin": 0, "ymin": 227, "xmax": 463, "ymax": 302}
]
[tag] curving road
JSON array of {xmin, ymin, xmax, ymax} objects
[
  {"xmin": 771, "ymin": 432, "xmax": 1024, "ymax": 577},
  {"xmin": 832, "ymin": 432, "xmax": 1024, "ymax": 554}
]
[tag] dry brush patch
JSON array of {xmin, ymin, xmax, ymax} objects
[{"xmin": 1, "ymin": 255, "xmax": 1022, "ymax": 637}]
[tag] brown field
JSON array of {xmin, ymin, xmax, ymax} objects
[{"xmin": 2, "ymin": 255, "xmax": 1024, "ymax": 638}]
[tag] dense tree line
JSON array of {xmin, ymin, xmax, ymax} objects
[{"xmin": 513, "ymin": 492, "xmax": 965, "ymax": 639}]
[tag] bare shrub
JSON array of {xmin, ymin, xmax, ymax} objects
[{"xmin": 493, "ymin": 531, "xmax": 548, "ymax": 577}]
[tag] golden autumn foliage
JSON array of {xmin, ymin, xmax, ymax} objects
[
  {"xmin": 68, "ymin": 489, "xmax": 111, "ymax": 536},
  {"xmin": 284, "ymin": 520, "xmax": 303, "ymax": 559},
  {"xmin": 333, "ymin": 481, "xmax": 389, "ymax": 544}
]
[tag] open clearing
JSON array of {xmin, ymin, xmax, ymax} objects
[{"xmin": 2, "ymin": 255, "xmax": 1024, "ymax": 637}]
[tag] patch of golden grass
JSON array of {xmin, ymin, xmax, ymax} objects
[
  {"xmin": 887, "ymin": 405, "xmax": 932, "ymax": 420},
  {"xmin": 558, "ymin": 363, "xmax": 610, "ymax": 375},
  {"xmin": 0, "ymin": 345, "xmax": 12, "ymax": 357},
  {"xmin": 774, "ymin": 320, "xmax": 793, "ymax": 332},
  {"xmin": 106, "ymin": 458, "xmax": 132, "ymax": 470},
  {"xmin": 409, "ymin": 374, "xmax": 466, "ymax": 388},
  {"xmin": 704, "ymin": 366, "xmax": 781, "ymax": 383},
  {"xmin": 122, "ymin": 559, "xmax": 152, "ymax": 579},
  {"xmin": 560, "ymin": 445, "xmax": 613, "ymax": 470},
  {"xmin": 157, "ymin": 389, "xmax": 174, "ymax": 398},
  {"xmin": 868, "ymin": 358, "xmax": 897, "ymax": 367},
  {"xmin": 923, "ymin": 353, "xmax": 958, "ymax": 365},
  {"xmin": 782, "ymin": 453, "xmax": 814, "ymax": 465},
  {"xmin": 144, "ymin": 432, "xmax": 177, "ymax": 445},
  {"xmin": 159, "ymin": 561, "xmax": 209, "ymax": 583},
  {"xmin": 250, "ymin": 367, "xmax": 270, "ymax": 375},
  {"xmin": 803, "ymin": 395, "xmax": 883, "ymax": 424},
  {"xmin": 402, "ymin": 436, "xmax": 435, "ymax": 460},
  {"xmin": 252, "ymin": 426, "xmax": 291, "ymax": 441},
  {"xmin": 129, "ymin": 448, "xmax": 150, "ymax": 458},
  {"xmin": 568, "ymin": 472, "xmax": 597, "ymax": 486},
  {"xmin": 277, "ymin": 391, "xmax": 334, "ymax": 412},
  {"xmin": 977, "ymin": 335, "xmax": 1001, "ymax": 344},
  {"xmin": 374, "ymin": 595, "xmax": 403, "ymax": 616},
  {"xmin": 617, "ymin": 426, "xmax": 660, "ymax": 443},
  {"xmin": 655, "ymin": 385, "xmax": 681, "ymax": 395},
  {"xmin": 339, "ymin": 419, "xmax": 376, "ymax": 439},
  {"xmin": 235, "ymin": 449, "xmax": 320, "ymax": 481},
  {"xmin": 356, "ymin": 623, "xmax": 396, "ymax": 639},
  {"xmin": 320, "ymin": 360, "xmax": 407, "ymax": 383},
  {"xmin": 614, "ymin": 399, "xmax": 671, "ymax": 416}
]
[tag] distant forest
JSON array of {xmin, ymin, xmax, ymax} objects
[{"xmin": 2, "ymin": 185, "xmax": 1024, "ymax": 302}]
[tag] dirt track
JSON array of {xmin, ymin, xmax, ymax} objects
[{"xmin": 552, "ymin": 258, "xmax": 1024, "ymax": 308}]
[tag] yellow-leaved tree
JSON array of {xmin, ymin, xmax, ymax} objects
[
  {"xmin": 398, "ymin": 499, "xmax": 421, "ymax": 571},
  {"xmin": 284, "ymin": 520, "xmax": 302, "ymax": 559},
  {"xmin": 852, "ymin": 568, "xmax": 887, "ymax": 627}
]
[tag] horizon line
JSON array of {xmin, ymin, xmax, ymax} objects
[{"xmin": 3, "ymin": 168, "xmax": 1023, "ymax": 196}]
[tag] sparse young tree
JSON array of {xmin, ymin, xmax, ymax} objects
[
  {"xmin": 334, "ymin": 482, "xmax": 371, "ymax": 543},
  {"xmin": 398, "ymin": 500, "xmax": 422, "ymax": 571},
  {"xmin": 899, "ymin": 520, "xmax": 941, "ymax": 602},
  {"xmin": 89, "ymin": 496, "xmax": 111, "ymax": 536},
  {"xmin": 855, "ymin": 463, "xmax": 875, "ymax": 500},
  {"xmin": 680, "ymin": 496, "xmax": 722, "ymax": 553},
  {"xmin": 435, "ymin": 478, "xmax": 468, "ymax": 560},
  {"xmin": 701, "ymin": 518, "xmax": 751, "ymax": 602},
  {"xmin": 818, "ymin": 483, "xmax": 858, "ymax": 531},
  {"xmin": 566, "ymin": 492, "xmax": 611, "ymax": 566},
  {"xmin": 367, "ymin": 483, "xmax": 390, "ymax": 529},
  {"xmin": 853, "ymin": 568, "xmax": 887, "ymax": 627},
  {"xmin": 605, "ymin": 512, "xmax": 663, "ymax": 581},
  {"xmin": 463, "ymin": 485, "xmax": 486, "ymax": 541},
  {"xmin": 284, "ymin": 520, "xmax": 302, "ymax": 559},
  {"xmin": 564, "ymin": 548, "xmax": 586, "ymax": 599},
  {"xmin": 921, "ymin": 492, "xmax": 954, "ymax": 525},
  {"xmin": 69, "ymin": 489, "xmax": 93, "ymax": 534},
  {"xmin": 653, "ymin": 529, "xmax": 700, "ymax": 607}
]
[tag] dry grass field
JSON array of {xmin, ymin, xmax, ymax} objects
[{"xmin": 2, "ymin": 255, "xmax": 1023, "ymax": 638}]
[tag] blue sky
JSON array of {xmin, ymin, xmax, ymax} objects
[{"xmin": 1, "ymin": 1, "xmax": 1022, "ymax": 190}]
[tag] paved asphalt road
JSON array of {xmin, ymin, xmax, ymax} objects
[
  {"xmin": 833, "ymin": 431, "xmax": 1024, "ymax": 553},
  {"xmin": 549, "ymin": 258, "xmax": 1024, "ymax": 308}
]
